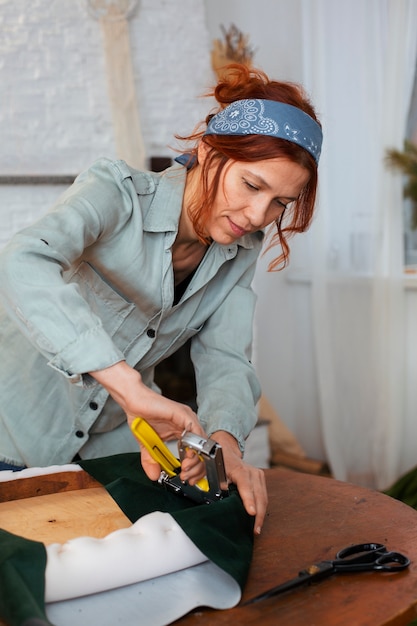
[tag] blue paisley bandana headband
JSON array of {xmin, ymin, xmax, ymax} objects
[{"xmin": 204, "ymin": 98, "xmax": 323, "ymax": 164}]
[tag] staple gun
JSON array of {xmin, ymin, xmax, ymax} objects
[{"xmin": 130, "ymin": 417, "xmax": 229, "ymax": 504}]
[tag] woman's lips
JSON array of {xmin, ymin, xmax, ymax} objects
[{"xmin": 228, "ymin": 218, "xmax": 247, "ymax": 237}]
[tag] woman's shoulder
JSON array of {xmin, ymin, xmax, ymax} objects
[{"xmin": 78, "ymin": 158, "xmax": 157, "ymax": 192}]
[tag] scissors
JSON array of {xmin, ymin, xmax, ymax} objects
[{"xmin": 245, "ymin": 542, "xmax": 410, "ymax": 605}]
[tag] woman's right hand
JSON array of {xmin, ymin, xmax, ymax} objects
[{"xmin": 89, "ymin": 361, "xmax": 207, "ymax": 481}]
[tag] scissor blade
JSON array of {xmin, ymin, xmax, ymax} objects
[{"xmin": 244, "ymin": 561, "xmax": 335, "ymax": 605}]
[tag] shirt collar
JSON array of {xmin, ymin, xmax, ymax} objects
[{"xmin": 142, "ymin": 161, "xmax": 259, "ymax": 250}]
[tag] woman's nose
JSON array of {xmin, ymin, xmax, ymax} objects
[{"xmin": 244, "ymin": 200, "xmax": 270, "ymax": 228}]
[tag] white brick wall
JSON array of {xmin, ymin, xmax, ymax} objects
[{"xmin": 0, "ymin": 0, "xmax": 212, "ymax": 245}]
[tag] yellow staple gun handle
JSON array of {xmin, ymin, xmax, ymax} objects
[
  {"xmin": 130, "ymin": 417, "xmax": 209, "ymax": 491},
  {"xmin": 130, "ymin": 417, "xmax": 180, "ymax": 476}
]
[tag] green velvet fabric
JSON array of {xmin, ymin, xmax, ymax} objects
[
  {"xmin": 384, "ymin": 465, "xmax": 417, "ymax": 510},
  {"xmin": 79, "ymin": 453, "xmax": 254, "ymax": 590},
  {"xmin": 0, "ymin": 453, "xmax": 254, "ymax": 626},
  {"xmin": 0, "ymin": 529, "xmax": 52, "ymax": 626}
]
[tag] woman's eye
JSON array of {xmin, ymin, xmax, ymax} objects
[
  {"xmin": 244, "ymin": 180, "xmax": 259, "ymax": 191},
  {"xmin": 275, "ymin": 199, "xmax": 287, "ymax": 209}
]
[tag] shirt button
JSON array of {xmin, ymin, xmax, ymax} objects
[
  {"xmin": 75, "ymin": 430, "xmax": 84, "ymax": 438},
  {"xmin": 147, "ymin": 328, "xmax": 156, "ymax": 338},
  {"xmin": 89, "ymin": 401, "xmax": 98, "ymax": 410}
]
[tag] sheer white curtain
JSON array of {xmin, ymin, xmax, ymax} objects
[{"xmin": 301, "ymin": 0, "xmax": 417, "ymax": 488}]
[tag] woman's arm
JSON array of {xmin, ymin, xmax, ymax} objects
[
  {"xmin": 210, "ymin": 431, "xmax": 267, "ymax": 536},
  {"xmin": 0, "ymin": 160, "xmax": 133, "ymax": 379},
  {"xmin": 188, "ymin": 262, "xmax": 268, "ymax": 533},
  {"xmin": 89, "ymin": 361, "xmax": 206, "ymax": 480},
  {"xmin": 180, "ymin": 428, "xmax": 268, "ymax": 535},
  {"xmin": 91, "ymin": 360, "xmax": 267, "ymax": 533}
]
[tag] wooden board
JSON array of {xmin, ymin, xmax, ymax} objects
[
  {"xmin": 0, "ymin": 486, "xmax": 131, "ymax": 544},
  {"xmin": 0, "ymin": 473, "xmax": 133, "ymax": 626},
  {"xmin": 0, "ymin": 468, "xmax": 102, "ymax": 502}
]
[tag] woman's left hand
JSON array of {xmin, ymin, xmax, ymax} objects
[{"xmin": 194, "ymin": 430, "xmax": 268, "ymax": 535}]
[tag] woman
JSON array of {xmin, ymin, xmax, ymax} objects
[{"xmin": 0, "ymin": 65, "xmax": 322, "ymax": 535}]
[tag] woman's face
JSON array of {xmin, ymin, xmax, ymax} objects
[{"xmin": 203, "ymin": 157, "xmax": 310, "ymax": 245}]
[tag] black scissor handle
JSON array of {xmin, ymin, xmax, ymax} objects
[
  {"xmin": 372, "ymin": 551, "xmax": 411, "ymax": 571},
  {"xmin": 336, "ymin": 542, "xmax": 386, "ymax": 560},
  {"xmin": 335, "ymin": 543, "xmax": 410, "ymax": 572}
]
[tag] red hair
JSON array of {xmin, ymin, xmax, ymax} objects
[{"xmin": 176, "ymin": 64, "xmax": 321, "ymax": 271}]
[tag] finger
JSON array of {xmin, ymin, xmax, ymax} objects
[
  {"xmin": 252, "ymin": 472, "xmax": 268, "ymax": 535},
  {"xmin": 182, "ymin": 419, "xmax": 206, "ymax": 438},
  {"xmin": 139, "ymin": 445, "xmax": 162, "ymax": 481},
  {"xmin": 237, "ymin": 470, "xmax": 268, "ymax": 535},
  {"xmin": 180, "ymin": 450, "xmax": 206, "ymax": 483},
  {"xmin": 181, "ymin": 463, "xmax": 206, "ymax": 484}
]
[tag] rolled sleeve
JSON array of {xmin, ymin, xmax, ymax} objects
[{"xmin": 48, "ymin": 323, "xmax": 125, "ymax": 385}]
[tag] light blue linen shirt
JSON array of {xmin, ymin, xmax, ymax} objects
[{"xmin": 0, "ymin": 158, "xmax": 263, "ymax": 467}]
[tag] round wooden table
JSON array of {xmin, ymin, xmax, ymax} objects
[
  {"xmin": 1, "ymin": 466, "xmax": 417, "ymax": 626},
  {"xmin": 175, "ymin": 468, "xmax": 417, "ymax": 626}
]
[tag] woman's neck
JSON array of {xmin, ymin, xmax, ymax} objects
[{"xmin": 172, "ymin": 166, "xmax": 208, "ymax": 285}]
